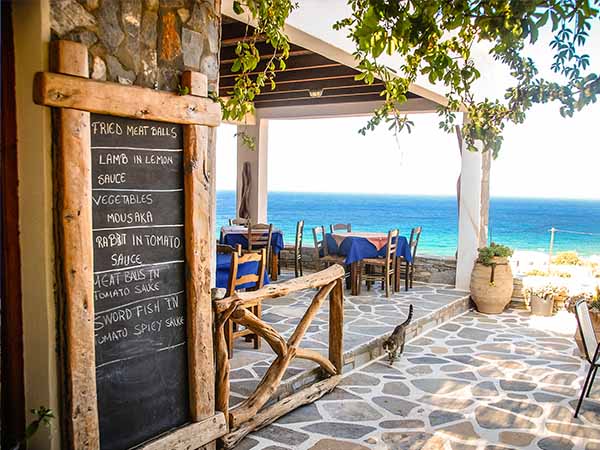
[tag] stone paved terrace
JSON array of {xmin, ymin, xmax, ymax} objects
[
  {"xmin": 234, "ymin": 308, "xmax": 597, "ymax": 450},
  {"xmin": 228, "ymin": 273, "xmax": 471, "ymax": 407}
]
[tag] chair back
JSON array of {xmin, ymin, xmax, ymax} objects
[
  {"xmin": 385, "ymin": 229, "xmax": 400, "ymax": 265},
  {"xmin": 409, "ymin": 226, "xmax": 422, "ymax": 261},
  {"xmin": 330, "ymin": 223, "xmax": 352, "ymax": 233},
  {"xmin": 227, "ymin": 248, "xmax": 266, "ymax": 296},
  {"xmin": 229, "ymin": 217, "xmax": 251, "ymax": 226},
  {"xmin": 217, "ymin": 243, "xmax": 241, "ymax": 255},
  {"xmin": 295, "ymin": 220, "xmax": 304, "ymax": 252},
  {"xmin": 575, "ymin": 299, "xmax": 599, "ymax": 363},
  {"xmin": 312, "ymin": 225, "xmax": 328, "ymax": 258},
  {"xmin": 247, "ymin": 223, "xmax": 273, "ymax": 250}
]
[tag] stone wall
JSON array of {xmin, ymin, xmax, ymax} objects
[
  {"xmin": 280, "ymin": 247, "xmax": 458, "ymax": 285},
  {"xmin": 50, "ymin": 0, "xmax": 220, "ymax": 91}
]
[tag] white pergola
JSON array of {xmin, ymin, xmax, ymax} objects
[{"xmin": 220, "ymin": 1, "xmax": 489, "ymax": 290}]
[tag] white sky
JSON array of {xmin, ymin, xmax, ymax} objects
[{"xmin": 217, "ymin": 5, "xmax": 600, "ymax": 200}]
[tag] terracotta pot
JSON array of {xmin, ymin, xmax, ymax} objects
[
  {"xmin": 575, "ymin": 308, "xmax": 600, "ymax": 358},
  {"xmin": 470, "ymin": 256, "xmax": 513, "ymax": 314}
]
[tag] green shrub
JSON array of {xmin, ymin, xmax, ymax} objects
[{"xmin": 477, "ymin": 243, "xmax": 513, "ymax": 266}]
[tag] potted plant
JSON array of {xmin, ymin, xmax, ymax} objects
[
  {"xmin": 566, "ymin": 287, "xmax": 600, "ymax": 357},
  {"xmin": 470, "ymin": 243, "xmax": 514, "ymax": 314},
  {"xmin": 524, "ymin": 285, "xmax": 564, "ymax": 316}
]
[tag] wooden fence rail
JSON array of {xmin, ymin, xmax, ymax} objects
[{"xmin": 214, "ymin": 265, "xmax": 345, "ymax": 448}]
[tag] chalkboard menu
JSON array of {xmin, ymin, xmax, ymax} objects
[{"xmin": 91, "ymin": 114, "xmax": 189, "ymax": 450}]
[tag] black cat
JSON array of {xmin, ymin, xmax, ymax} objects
[{"xmin": 382, "ymin": 304, "xmax": 413, "ymax": 364}]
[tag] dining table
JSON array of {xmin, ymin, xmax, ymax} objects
[
  {"xmin": 219, "ymin": 225, "xmax": 285, "ymax": 280},
  {"xmin": 326, "ymin": 231, "xmax": 412, "ymax": 295},
  {"xmin": 215, "ymin": 252, "xmax": 270, "ymax": 291}
]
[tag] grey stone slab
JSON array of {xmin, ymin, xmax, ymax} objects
[
  {"xmin": 407, "ymin": 356, "xmax": 449, "ymax": 365},
  {"xmin": 322, "ymin": 401, "xmax": 383, "ymax": 422},
  {"xmin": 301, "ymin": 422, "xmax": 376, "ymax": 439},
  {"xmin": 380, "ymin": 431, "xmax": 446, "ymax": 449},
  {"xmin": 319, "ymin": 388, "xmax": 362, "ymax": 401},
  {"xmin": 499, "ymin": 379, "xmax": 537, "ymax": 392},
  {"xmin": 277, "ymin": 403, "xmax": 322, "ymax": 424},
  {"xmin": 382, "ymin": 381, "xmax": 411, "ymax": 397},
  {"xmin": 471, "ymin": 381, "xmax": 499, "ymax": 397},
  {"xmin": 361, "ymin": 361, "xmax": 404, "ymax": 375},
  {"xmin": 372, "ymin": 396, "xmax": 419, "ymax": 416},
  {"xmin": 429, "ymin": 410, "xmax": 464, "ymax": 427},
  {"xmin": 379, "ymin": 419, "xmax": 425, "ymax": 429},
  {"xmin": 445, "ymin": 354, "xmax": 488, "ymax": 367},
  {"xmin": 254, "ymin": 425, "xmax": 310, "ymax": 446},
  {"xmin": 411, "ymin": 378, "xmax": 470, "ymax": 395},
  {"xmin": 537, "ymin": 437, "xmax": 575, "ymax": 450},
  {"xmin": 457, "ymin": 327, "xmax": 494, "ymax": 340},
  {"xmin": 338, "ymin": 373, "xmax": 380, "ymax": 387},
  {"xmin": 490, "ymin": 399, "xmax": 543, "ymax": 418},
  {"xmin": 475, "ymin": 406, "xmax": 535, "ymax": 429}
]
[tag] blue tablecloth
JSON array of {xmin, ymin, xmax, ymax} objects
[
  {"xmin": 220, "ymin": 229, "xmax": 285, "ymax": 255},
  {"xmin": 325, "ymin": 233, "xmax": 412, "ymax": 265},
  {"xmin": 215, "ymin": 253, "xmax": 270, "ymax": 290}
]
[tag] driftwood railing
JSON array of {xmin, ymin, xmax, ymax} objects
[{"xmin": 213, "ymin": 264, "xmax": 346, "ymax": 448}]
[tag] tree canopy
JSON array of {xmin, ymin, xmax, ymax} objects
[{"xmin": 222, "ymin": 0, "xmax": 600, "ymax": 157}]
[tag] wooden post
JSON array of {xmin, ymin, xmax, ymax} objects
[
  {"xmin": 181, "ymin": 71, "xmax": 214, "ymax": 424},
  {"xmin": 53, "ymin": 40, "xmax": 100, "ymax": 449},
  {"xmin": 329, "ymin": 278, "xmax": 344, "ymax": 373}
]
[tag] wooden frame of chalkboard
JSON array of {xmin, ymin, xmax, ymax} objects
[{"xmin": 34, "ymin": 40, "xmax": 225, "ymax": 450}]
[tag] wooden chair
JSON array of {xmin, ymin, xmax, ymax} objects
[
  {"xmin": 395, "ymin": 226, "xmax": 422, "ymax": 291},
  {"xmin": 574, "ymin": 299, "xmax": 600, "ymax": 417},
  {"xmin": 312, "ymin": 225, "xmax": 345, "ymax": 270},
  {"xmin": 229, "ymin": 217, "xmax": 251, "ymax": 226},
  {"xmin": 247, "ymin": 223, "xmax": 273, "ymax": 268},
  {"xmin": 359, "ymin": 229, "xmax": 399, "ymax": 298},
  {"xmin": 217, "ymin": 243, "xmax": 241, "ymax": 255},
  {"xmin": 224, "ymin": 248, "xmax": 266, "ymax": 358},
  {"xmin": 330, "ymin": 223, "xmax": 352, "ymax": 233}
]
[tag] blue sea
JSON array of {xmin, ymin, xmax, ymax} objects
[{"xmin": 216, "ymin": 191, "xmax": 600, "ymax": 257}]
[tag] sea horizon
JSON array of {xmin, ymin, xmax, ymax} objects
[{"xmin": 216, "ymin": 190, "xmax": 600, "ymax": 257}]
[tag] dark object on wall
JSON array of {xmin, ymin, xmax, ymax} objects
[
  {"xmin": 238, "ymin": 161, "xmax": 251, "ymax": 220},
  {"xmin": 91, "ymin": 113, "xmax": 189, "ymax": 450}
]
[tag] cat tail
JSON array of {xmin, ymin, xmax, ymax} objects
[{"xmin": 400, "ymin": 304, "xmax": 413, "ymax": 327}]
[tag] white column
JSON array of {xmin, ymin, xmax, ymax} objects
[
  {"xmin": 236, "ymin": 118, "xmax": 269, "ymax": 223},
  {"xmin": 455, "ymin": 117, "xmax": 484, "ymax": 290}
]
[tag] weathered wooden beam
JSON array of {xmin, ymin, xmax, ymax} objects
[
  {"xmin": 328, "ymin": 278, "xmax": 344, "ymax": 373},
  {"xmin": 231, "ymin": 307, "xmax": 287, "ymax": 356},
  {"xmin": 229, "ymin": 351, "xmax": 296, "ymax": 428},
  {"xmin": 184, "ymin": 124, "xmax": 215, "ymax": 422},
  {"xmin": 220, "ymin": 49, "xmax": 312, "ymax": 65},
  {"xmin": 222, "ymin": 376, "xmax": 341, "ymax": 449},
  {"xmin": 221, "ymin": 54, "xmax": 342, "ymax": 78},
  {"xmin": 181, "ymin": 70, "xmax": 208, "ymax": 97},
  {"xmin": 214, "ymin": 265, "xmax": 345, "ymax": 313},
  {"xmin": 287, "ymin": 281, "xmax": 335, "ymax": 348},
  {"xmin": 52, "ymin": 39, "xmax": 100, "ymax": 450},
  {"xmin": 34, "ymin": 72, "xmax": 221, "ymax": 126},
  {"xmin": 139, "ymin": 413, "xmax": 227, "ymax": 450},
  {"xmin": 295, "ymin": 348, "xmax": 336, "ymax": 376},
  {"xmin": 214, "ymin": 303, "xmax": 238, "ymax": 429},
  {"xmin": 219, "ymin": 66, "xmax": 359, "ymax": 89}
]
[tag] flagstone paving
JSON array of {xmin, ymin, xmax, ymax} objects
[
  {"xmin": 234, "ymin": 308, "xmax": 598, "ymax": 450},
  {"xmin": 228, "ymin": 276, "xmax": 470, "ymax": 405}
]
